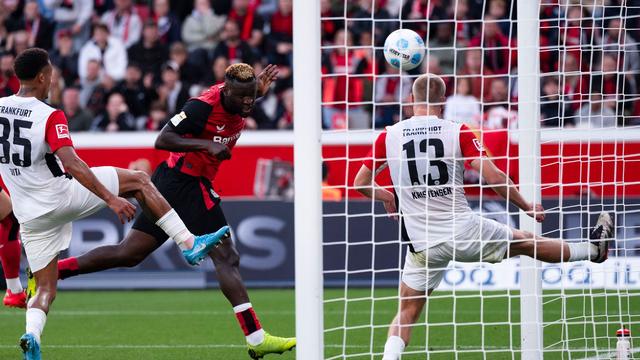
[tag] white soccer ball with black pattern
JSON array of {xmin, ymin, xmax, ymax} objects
[{"xmin": 383, "ymin": 29, "xmax": 425, "ymax": 71}]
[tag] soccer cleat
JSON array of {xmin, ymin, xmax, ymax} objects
[
  {"xmin": 26, "ymin": 267, "xmax": 36, "ymax": 304},
  {"xmin": 247, "ymin": 333, "xmax": 296, "ymax": 359},
  {"xmin": 3, "ymin": 289, "xmax": 26, "ymax": 309},
  {"xmin": 589, "ymin": 212, "xmax": 614, "ymax": 263},
  {"xmin": 182, "ymin": 226, "xmax": 230, "ymax": 266},
  {"xmin": 19, "ymin": 333, "xmax": 41, "ymax": 360}
]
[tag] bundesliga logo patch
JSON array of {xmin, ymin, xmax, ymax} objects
[
  {"xmin": 56, "ymin": 124, "xmax": 70, "ymax": 139},
  {"xmin": 472, "ymin": 138, "xmax": 484, "ymax": 151},
  {"xmin": 170, "ymin": 111, "xmax": 187, "ymax": 126}
]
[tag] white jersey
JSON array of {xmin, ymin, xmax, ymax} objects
[
  {"xmin": 364, "ymin": 115, "xmax": 486, "ymax": 252},
  {"xmin": 0, "ymin": 95, "xmax": 74, "ymax": 223}
]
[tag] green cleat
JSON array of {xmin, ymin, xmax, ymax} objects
[
  {"xmin": 247, "ymin": 333, "xmax": 296, "ymax": 359},
  {"xmin": 25, "ymin": 267, "xmax": 36, "ymax": 304}
]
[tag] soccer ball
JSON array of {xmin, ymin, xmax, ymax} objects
[{"xmin": 383, "ymin": 29, "xmax": 425, "ymax": 71}]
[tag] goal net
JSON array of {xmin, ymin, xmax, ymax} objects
[{"xmin": 294, "ymin": 0, "xmax": 640, "ymax": 359}]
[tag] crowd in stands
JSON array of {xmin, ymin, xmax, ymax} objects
[
  {"xmin": 321, "ymin": 0, "xmax": 639, "ymax": 129},
  {"xmin": 0, "ymin": 0, "xmax": 637, "ymax": 132}
]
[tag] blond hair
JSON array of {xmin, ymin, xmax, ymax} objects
[
  {"xmin": 412, "ymin": 73, "xmax": 446, "ymax": 105},
  {"xmin": 225, "ymin": 63, "xmax": 256, "ymax": 82}
]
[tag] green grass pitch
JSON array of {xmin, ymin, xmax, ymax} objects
[{"xmin": 0, "ymin": 289, "xmax": 637, "ymax": 359}]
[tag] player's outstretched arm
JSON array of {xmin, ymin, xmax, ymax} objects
[
  {"xmin": 56, "ymin": 146, "xmax": 136, "ymax": 223},
  {"xmin": 469, "ymin": 157, "xmax": 545, "ymax": 223},
  {"xmin": 354, "ymin": 165, "xmax": 397, "ymax": 219}
]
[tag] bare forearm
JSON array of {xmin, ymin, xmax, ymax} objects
[
  {"xmin": 155, "ymin": 131, "xmax": 211, "ymax": 153},
  {"xmin": 65, "ymin": 158, "xmax": 115, "ymax": 202},
  {"xmin": 487, "ymin": 176, "xmax": 530, "ymax": 211}
]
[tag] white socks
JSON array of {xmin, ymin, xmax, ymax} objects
[
  {"xmin": 155, "ymin": 209, "xmax": 194, "ymax": 250},
  {"xmin": 6, "ymin": 277, "xmax": 22, "ymax": 294},
  {"xmin": 382, "ymin": 335, "xmax": 405, "ymax": 360},
  {"xmin": 568, "ymin": 242, "xmax": 597, "ymax": 261},
  {"xmin": 25, "ymin": 308, "xmax": 47, "ymax": 344}
]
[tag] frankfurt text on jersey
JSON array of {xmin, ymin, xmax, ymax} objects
[{"xmin": 0, "ymin": 106, "xmax": 32, "ymax": 118}]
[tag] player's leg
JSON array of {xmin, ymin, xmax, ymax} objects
[
  {"xmin": 507, "ymin": 212, "xmax": 614, "ymax": 263},
  {"xmin": 0, "ymin": 190, "xmax": 25, "ymax": 307},
  {"xmin": 201, "ymin": 205, "xmax": 295, "ymax": 358},
  {"xmin": 114, "ymin": 167, "xmax": 229, "ymax": 265},
  {"xmin": 58, "ymin": 229, "xmax": 161, "ymax": 279},
  {"xmin": 382, "ymin": 248, "xmax": 447, "ymax": 360},
  {"xmin": 20, "ymin": 255, "xmax": 58, "ymax": 359}
]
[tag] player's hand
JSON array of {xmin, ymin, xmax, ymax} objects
[
  {"xmin": 207, "ymin": 142, "xmax": 232, "ymax": 160},
  {"xmin": 256, "ymin": 64, "xmax": 279, "ymax": 97},
  {"xmin": 383, "ymin": 198, "xmax": 398, "ymax": 220},
  {"xmin": 107, "ymin": 196, "xmax": 137, "ymax": 224},
  {"xmin": 526, "ymin": 203, "xmax": 545, "ymax": 223}
]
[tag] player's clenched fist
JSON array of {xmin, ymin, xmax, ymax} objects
[
  {"xmin": 208, "ymin": 142, "xmax": 232, "ymax": 160},
  {"xmin": 526, "ymin": 203, "xmax": 545, "ymax": 223},
  {"xmin": 107, "ymin": 196, "xmax": 137, "ymax": 224}
]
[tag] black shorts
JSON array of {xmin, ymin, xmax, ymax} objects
[{"xmin": 132, "ymin": 162, "xmax": 228, "ymax": 244}]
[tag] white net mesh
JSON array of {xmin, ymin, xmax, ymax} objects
[{"xmin": 317, "ymin": 0, "xmax": 640, "ymax": 358}]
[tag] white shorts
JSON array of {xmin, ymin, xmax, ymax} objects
[
  {"xmin": 20, "ymin": 166, "xmax": 119, "ymax": 272},
  {"xmin": 402, "ymin": 216, "xmax": 513, "ymax": 292}
]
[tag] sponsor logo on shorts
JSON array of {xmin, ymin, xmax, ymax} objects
[{"xmin": 56, "ymin": 124, "xmax": 70, "ymax": 139}]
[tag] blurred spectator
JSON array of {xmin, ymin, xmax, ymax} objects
[
  {"xmin": 486, "ymin": 0, "xmax": 510, "ymax": 36},
  {"xmin": 401, "ymin": 0, "xmax": 448, "ymax": 40},
  {"xmin": 322, "ymin": 162, "xmax": 342, "ymax": 201},
  {"xmin": 181, "ymin": 0, "xmax": 226, "ymax": 52},
  {"xmin": 320, "ymin": 0, "xmax": 342, "ymax": 45},
  {"xmin": 43, "ymin": 0, "xmax": 93, "ymax": 51},
  {"xmin": 558, "ymin": 53, "xmax": 586, "ymax": 112},
  {"xmin": 0, "ymin": 52, "xmax": 18, "ymax": 97},
  {"xmin": 212, "ymin": 19, "xmax": 255, "ymax": 64},
  {"xmin": 540, "ymin": 77, "xmax": 572, "ymax": 127},
  {"xmin": 62, "ymin": 87, "xmax": 93, "ymax": 131},
  {"xmin": 17, "ymin": 0, "xmax": 55, "ymax": 50},
  {"xmin": 158, "ymin": 62, "xmax": 189, "ymax": 115},
  {"xmin": 7, "ymin": 30, "xmax": 29, "ymax": 55},
  {"xmin": 128, "ymin": 158, "xmax": 152, "ymax": 175},
  {"xmin": 91, "ymin": 92, "xmax": 137, "ymax": 131},
  {"xmin": 266, "ymin": 0, "xmax": 292, "ymax": 68},
  {"xmin": 2, "ymin": 0, "xmax": 23, "ymax": 32},
  {"xmin": 228, "ymin": 0, "xmax": 264, "ymax": 49},
  {"xmin": 169, "ymin": 41, "xmax": 203, "ymax": 85},
  {"xmin": 469, "ymin": 15, "xmax": 514, "ymax": 74},
  {"xmin": 444, "ymin": 77, "xmax": 481, "ymax": 126},
  {"xmin": 101, "ymin": 0, "xmax": 142, "ymax": 49},
  {"xmin": 575, "ymin": 92, "xmax": 616, "ymax": 128},
  {"xmin": 207, "ymin": 55, "xmax": 229, "ymax": 85},
  {"xmin": 350, "ymin": 0, "xmax": 395, "ymax": 48},
  {"xmin": 79, "ymin": 59, "xmax": 101, "ymax": 107},
  {"xmin": 483, "ymin": 77, "xmax": 517, "ymax": 129},
  {"xmin": 275, "ymin": 88, "xmax": 293, "ymax": 129},
  {"xmin": 321, "ymin": 29, "xmax": 371, "ymax": 129},
  {"xmin": 459, "ymin": 48, "xmax": 494, "ymax": 101},
  {"xmin": 601, "ymin": 18, "xmax": 640, "ymax": 75},
  {"xmin": 79, "ymin": 23, "xmax": 128, "ymax": 82},
  {"xmin": 374, "ymin": 60, "xmax": 411, "ymax": 127},
  {"xmin": 114, "ymin": 63, "xmax": 157, "ymax": 118},
  {"xmin": 48, "ymin": 66, "xmax": 64, "ymax": 108},
  {"xmin": 428, "ymin": 22, "xmax": 456, "ymax": 75},
  {"xmin": 153, "ymin": 0, "xmax": 181, "ymax": 45},
  {"xmin": 144, "ymin": 101, "xmax": 168, "ymax": 131},
  {"xmin": 594, "ymin": 53, "xmax": 636, "ymax": 118},
  {"xmin": 453, "ymin": 0, "xmax": 476, "ymax": 46},
  {"xmin": 49, "ymin": 29, "xmax": 78, "ymax": 86},
  {"xmin": 86, "ymin": 73, "xmax": 117, "ymax": 116},
  {"xmin": 128, "ymin": 20, "xmax": 169, "ymax": 78}
]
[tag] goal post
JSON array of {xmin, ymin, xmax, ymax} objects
[
  {"xmin": 293, "ymin": 0, "xmax": 323, "ymax": 359},
  {"xmin": 517, "ymin": 0, "xmax": 544, "ymax": 359}
]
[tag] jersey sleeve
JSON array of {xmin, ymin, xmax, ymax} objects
[
  {"xmin": 45, "ymin": 110, "xmax": 73, "ymax": 152},
  {"xmin": 168, "ymin": 99, "xmax": 213, "ymax": 136},
  {"xmin": 459, "ymin": 124, "xmax": 487, "ymax": 162},
  {"xmin": 362, "ymin": 131, "xmax": 387, "ymax": 171}
]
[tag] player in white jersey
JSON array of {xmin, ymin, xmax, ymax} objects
[
  {"xmin": 353, "ymin": 74, "xmax": 615, "ymax": 360},
  {"xmin": 4, "ymin": 48, "xmax": 230, "ymax": 360}
]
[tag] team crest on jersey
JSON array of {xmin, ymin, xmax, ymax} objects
[
  {"xmin": 170, "ymin": 111, "xmax": 187, "ymax": 126},
  {"xmin": 56, "ymin": 124, "xmax": 70, "ymax": 139},
  {"xmin": 472, "ymin": 138, "xmax": 484, "ymax": 151}
]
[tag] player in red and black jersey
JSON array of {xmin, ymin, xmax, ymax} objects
[{"xmin": 56, "ymin": 63, "xmax": 295, "ymax": 359}]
